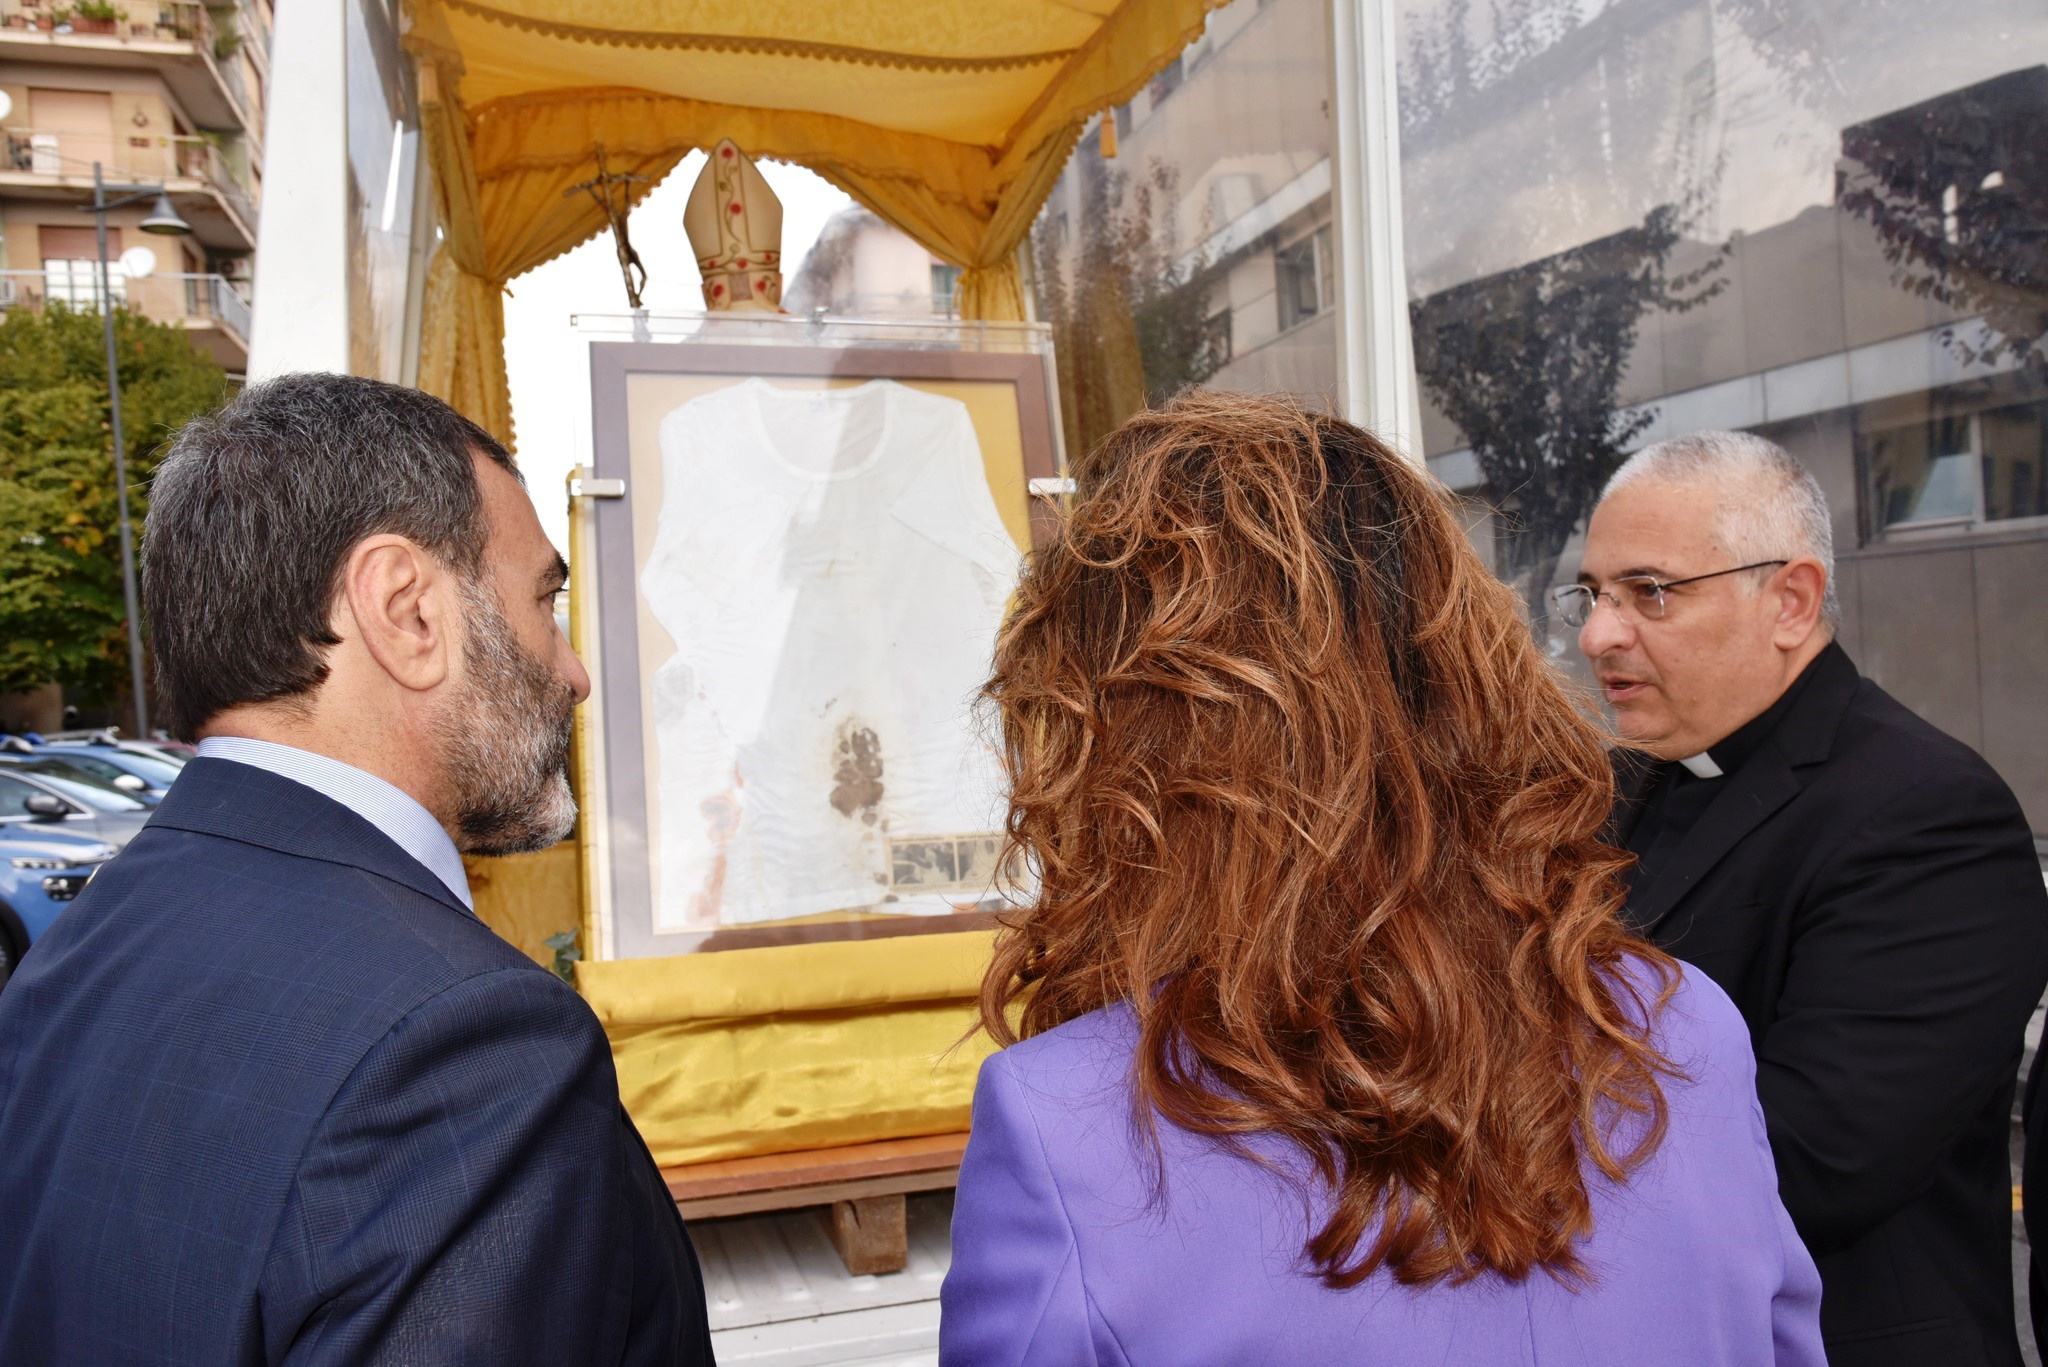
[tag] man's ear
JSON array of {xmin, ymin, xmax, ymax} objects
[
  {"xmin": 336, "ymin": 535, "xmax": 457, "ymax": 693},
  {"xmin": 1772, "ymin": 556, "xmax": 1828, "ymax": 649}
]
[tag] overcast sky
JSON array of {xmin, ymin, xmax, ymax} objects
[{"xmin": 502, "ymin": 152, "xmax": 854, "ymax": 554}]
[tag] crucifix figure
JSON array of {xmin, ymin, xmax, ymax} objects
[{"xmin": 565, "ymin": 144, "xmax": 650, "ymax": 308}]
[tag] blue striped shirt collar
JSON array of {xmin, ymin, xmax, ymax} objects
[{"xmin": 193, "ymin": 736, "xmax": 473, "ymax": 910}]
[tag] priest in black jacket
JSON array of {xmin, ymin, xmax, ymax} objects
[{"xmin": 1567, "ymin": 430, "xmax": 2048, "ymax": 1367}]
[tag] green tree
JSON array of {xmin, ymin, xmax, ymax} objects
[
  {"xmin": 0, "ymin": 305, "xmax": 227, "ymax": 704},
  {"xmin": 1410, "ymin": 206, "xmax": 1724, "ymax": 638},
  {"xmin": 1034, "ymin": 151, "xmax": 1224, "ymax": 463}
]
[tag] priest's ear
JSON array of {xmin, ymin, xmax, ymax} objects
[{"xmin": 1771, "ymin": 556, "xmax": 1829, "ymax": 649}]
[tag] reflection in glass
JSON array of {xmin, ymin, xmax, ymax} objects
[
  {"xmin": 1981, "ymin": 401, "xmax": 2048, "ymax": 522},
  {"xmin": 1863, "ymin": 415, "xmax": 1975, "ymax": 528},
  {"xmin": 1030, "ymin": 0, "xmax": 1337, "ymax": 462},
  {"xmin": 1390, "ymin": 0, "xmax": 2048, "ymax": 822},
  {"xmin": 345, "ymin": 0, "xmax": 421, "ymax": 383}
]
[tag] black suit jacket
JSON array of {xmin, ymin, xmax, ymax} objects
[
  {"xmin": 1614, "ymin": 646, "xmax": 2048, "ymax": 1367},
  {"xmin": 0, "ymin": 758, "xmax": 715, "ymax": 1365}
]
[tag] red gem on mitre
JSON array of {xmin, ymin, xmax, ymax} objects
[
  {"xmin": 712, "ymin": 283, "xmax": 725, "ymax": 296},
  {"xmin": 736, "ymin": 259, "xmax": 748, "ymax": 269},
  {"xmin": 721, "ymin": 146, "xmax": 734, "ymax": 158},
  {"xmin": 729, "ymin": 202, "xmax": 742, "ymax": 214}
]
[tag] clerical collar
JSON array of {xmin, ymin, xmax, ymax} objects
[{"xmin": 1693, "ymin": 642, "xmax": 1840, "ymax": 780}]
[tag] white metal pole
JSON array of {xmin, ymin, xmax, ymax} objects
[
  {"xmin": 1328, "ymin": 0, "xmax": 1424, "ymax": 460},
  {"xmin": 248, "ymin": 0, "xmax": 350, "ymax": 377}
]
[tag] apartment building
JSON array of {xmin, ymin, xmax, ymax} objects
[
  {"xmin": 0, "ymin": 0, "xmax": 268, "ymax": 373},
  {"xmin": 784, "ymin": 204, "xmax": 965, "ymax": 320}
]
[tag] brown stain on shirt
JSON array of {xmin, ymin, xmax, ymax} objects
[{"xmin": 830, "ymin": 723, "xmax": 885, "ymax": 827}]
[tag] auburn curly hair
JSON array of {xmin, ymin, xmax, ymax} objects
[{"xmin": 978, "ymin": 390, "xmax": 1677, "ymax": 1288}]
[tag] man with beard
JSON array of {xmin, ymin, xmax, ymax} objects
[
  {"xmin": 1567, "ymin": 430, "xmax": 2047, "ymax": 1367},
  {"xmin": 0, "ymin": 375, "xmax": 715, "ymax": 1365}
]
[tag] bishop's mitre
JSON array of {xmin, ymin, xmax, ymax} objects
[{"xmin": 684, "ymin": 139, "xmax": 784, "ymax": 312}]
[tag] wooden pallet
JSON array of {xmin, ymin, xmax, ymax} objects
[{"xmin": 664, "ymin": 1132, "xmax": 968, "ymax": 1276}]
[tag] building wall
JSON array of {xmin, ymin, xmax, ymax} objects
[{"xmin": 0, "ymin": 6, "xmax": 267, "ymax": 369}]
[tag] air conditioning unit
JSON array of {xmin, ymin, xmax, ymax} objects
[{"xmin": 29, "ymin": 133, "xmax": 61, "ymax": 177}]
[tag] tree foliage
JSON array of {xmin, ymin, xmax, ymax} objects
[
  {"xmin": 1034, "ymin": 149, "xmax": 1224, "ymax": 463},
  {"xmin": 0, "ymin": 305, "xmax": 228, "ymax": 701},
  {"xmin": 1410, "ymin": 206, "xmax": 1724, "ymax": 637},
  {"xmin": 1839, "ymin": 65, "xmax": 2048, "ymax": 384}
]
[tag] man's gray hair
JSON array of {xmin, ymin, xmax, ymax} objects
[{"xmin": 1602, "ymin": 430, "xmax": 1839, "ymax": 632}]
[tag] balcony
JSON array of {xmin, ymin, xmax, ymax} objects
[
  {"xmin": 0, "ymin": 266, "xmax": 250, "ymax": 371},
  {"xmin": 0, "ymin": 2, "xmax": 253, "ymax": 132},
  {"xmin": 1, "ymin": 128, "xmax": 256, "ymax": 250}
]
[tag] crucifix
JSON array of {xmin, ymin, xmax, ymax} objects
[{"xmin": 565, "ymin": 144, "xmax": 650, "ymax": 308}]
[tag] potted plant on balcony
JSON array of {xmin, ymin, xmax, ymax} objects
[
  {"xmin": 47, "ymin": 6, "xmax": 74, "ymax": 34},
  {"xmin": 71, "ymin": 1, "xmax": 122, "ymax": 34}
]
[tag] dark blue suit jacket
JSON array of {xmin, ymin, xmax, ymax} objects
[{"xmin": 0, "ymin": 758, "xmax": 714, "ymax": 1365}]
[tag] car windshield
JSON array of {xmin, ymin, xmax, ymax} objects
[{"xmin": 1, "ymin": 764, "xmax": 149, "ymax": 812}]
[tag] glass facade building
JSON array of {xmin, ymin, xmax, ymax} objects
[{"xmin": 1036, "ymin": 0, "xmax": 2048, "ymax": 836}]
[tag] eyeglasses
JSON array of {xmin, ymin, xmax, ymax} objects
[{"xmin": 1550, "ymin": 561, "xmax": 1788, "ymax": 628}]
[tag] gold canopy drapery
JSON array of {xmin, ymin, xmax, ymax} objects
[{"xmin": 404, "ymin": 0, "xmax": 1225, "ymax": 443}]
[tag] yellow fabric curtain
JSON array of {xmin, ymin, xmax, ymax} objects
[
  {"xmin": 404, "ymin": 0, "xmax": 1226, "ymax": 442},
  {"xmin": 580, "ymin": 930, "xmax": 998, "ymax": 1165}
]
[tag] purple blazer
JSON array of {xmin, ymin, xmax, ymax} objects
[{"xmin": 941, "ymin": 962, "xmax": 1823, "ymax": 1365}]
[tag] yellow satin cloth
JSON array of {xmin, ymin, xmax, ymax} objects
[
  {"xmin": 578, "ymin": 929, "xmax": 998, "ymax": 1165},
  {"xmin": 403, "ymin": 0, "xmax": 1225, "ymax": 442}
]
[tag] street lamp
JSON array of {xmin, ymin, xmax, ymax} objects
[{"xmin": 80, "ymin": 163, "xmax": 190, "ymax": 741}]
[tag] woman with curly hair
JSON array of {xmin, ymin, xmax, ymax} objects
[{"xmin": 939, "ymin": 393, "xmax": 1821, "ymax": 1365}]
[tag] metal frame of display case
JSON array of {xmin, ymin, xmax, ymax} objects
[{"xmin": 570, "ymin": 313, "xmax": 1063, "ymax": 962}]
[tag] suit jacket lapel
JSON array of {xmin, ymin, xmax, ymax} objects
[
  {"xmin": 1628, "ymin": 744, "xmax": 1803, "ymax": 937},
  {"xmin": 1609, "ymin": 749, "xmax": 1662, "ymax": 846},
  {"xmin": 1623, "ymin": 644, "xmax": 1862, "ymax": 937}
]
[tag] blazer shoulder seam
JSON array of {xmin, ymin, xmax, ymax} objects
[
  {"xmin": 1802, "ymin": 756, "xmax": 2020, "ymax": 878},
  {"xmin": 146, "ymin": 819, "xmax": 471, "ymax": 919}
]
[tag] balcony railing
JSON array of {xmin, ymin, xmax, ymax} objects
[
  {"xmin": 0, "ymin": 3, "xmax": 251, "ymax": 126},
  {"xmin": 0, "ymin": 267, "xmax": 252, "ymax": 343},
  {"xmin": 1, "ymin": 1, "xmax": 211, "ymax": 45},
  {"xmin": 1, "ymin": 128, "xmax": 257, "ymax": 229}
]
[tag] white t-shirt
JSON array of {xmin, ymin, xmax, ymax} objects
[{"xmin": 640, "ymin": 378, "xmax": 1020, "ymax": 929}]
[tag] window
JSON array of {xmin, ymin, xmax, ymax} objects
[
  {"xmin": 1203, "ymin": 309, "xmax": 1233, "ymax": 367},
  {"xmin": 10, "ymin": 771, "xmax": 141, "ymax": 813},
  {"xmin": 0, "ymin": 774, "xmax": 43, "ymax": 819},
  {"xmin": 41, "ymin": 260, "xmax": 121, "ymax": 310},
  {"xmin": 1981, "ymin": 401, "xmax": 2048, "ymax": 522},
  {"xmin": 930, "ymin": 262, "xmax": 962, "ymax": 313},
  {"xmin": 1148, "ymin": 56, "xmax": 1184, "ymax": 107},
  {"xmin": 1862, "ymin": 398, "xmax": 2048, "ymax": 532},
  {"xmin": 1275, "ymin": 225, "xmax": 1333, "ymax": 332}
]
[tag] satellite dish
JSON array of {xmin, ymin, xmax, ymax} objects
[{"xmin": 118, "ymin": 246, "xmax": 157, "ymax": 280}]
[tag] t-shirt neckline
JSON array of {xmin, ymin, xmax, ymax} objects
[{"xmin": 742, "ymin": 376, "xmax": 895, "ymax": 482}]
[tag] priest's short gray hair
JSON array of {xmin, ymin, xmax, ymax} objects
[{"xmin": 1602, "ymin": 430, "xmax": 1839, "ymax": 633}]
